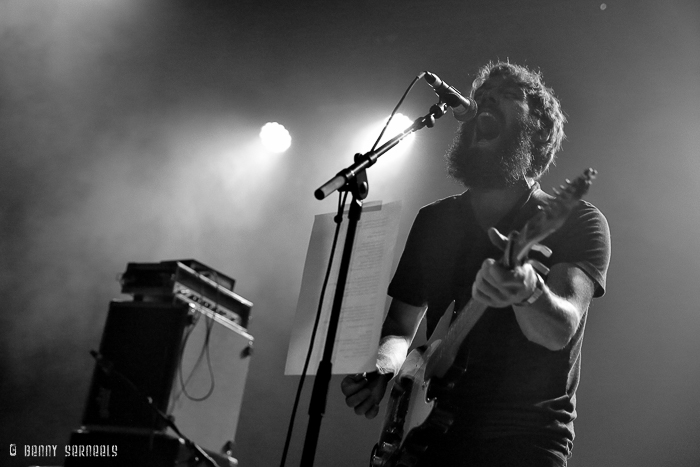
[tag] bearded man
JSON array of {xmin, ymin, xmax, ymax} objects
[{"xmin": 341, "ymin": 62, "xmax": 611, "ymax": 467}]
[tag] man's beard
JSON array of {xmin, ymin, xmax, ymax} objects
[{"xmin": 445, "ymin": 115, "xmax": 537, "ymax": 190}]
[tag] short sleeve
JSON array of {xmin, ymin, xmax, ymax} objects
[
  {"xmin": 546, "ymin": 201, "xmax": 611, "ymax": 298},
  {"xmin": 388, "ymin": 195, "xmax": 470, "ymax": 311},
  {"xmin": 387, "ymin": 209, "xmax": 431, "ymax": 307}
]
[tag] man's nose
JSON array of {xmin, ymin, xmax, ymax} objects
[{"xmin": 477, "ymin": 89, "xmax": 498, "ymax": 106}]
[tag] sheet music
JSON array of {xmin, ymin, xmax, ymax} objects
[{"xmin": 285, "ymin": 201, "xmax": 402, "ymax": 375}]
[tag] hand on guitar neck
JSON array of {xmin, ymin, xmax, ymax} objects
[{"xmin": 471, "ymin": 227, "xmax": 543, "ymax": 309}]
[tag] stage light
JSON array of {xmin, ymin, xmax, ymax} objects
[
  {"xmin": 353, "ymin": 113, "xmax": 416, "ymax": 157},
  {"xmin": 345, "ymin": 112, "xmax": 417, "ymax": 196},
  {"xmin": 260, "ymin": 122, "xmax": 292, "ymax": 153},
  {"xmin": 378, "ymin": 113, "xmax": 415, "ymax": 146}
]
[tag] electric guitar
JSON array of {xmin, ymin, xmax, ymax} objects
[{"xmin": 370, "ymin": 169, "xmax": 598, "ymax": 467}]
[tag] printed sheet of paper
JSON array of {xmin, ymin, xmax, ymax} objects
[{"xmin": 285, "ymin": 201, "xmax": 402, "ymax": 375}]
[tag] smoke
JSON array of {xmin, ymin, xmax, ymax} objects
[{"xmin": 0, "ymin": 0, "xmax": 303, "ymax": 387}]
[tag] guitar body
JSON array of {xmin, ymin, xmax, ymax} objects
[{"xmin": 371, "ymin": 309, "xmax": 465, "ymax": 467}]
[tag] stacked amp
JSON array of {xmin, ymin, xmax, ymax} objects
[{"xmin": 66, "ymin": 260, "xmax": 254, "ymax": 467}]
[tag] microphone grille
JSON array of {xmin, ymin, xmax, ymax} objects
[{"xmin": 453, "ymin": 98, "xmax": 478, "ymax": 122}]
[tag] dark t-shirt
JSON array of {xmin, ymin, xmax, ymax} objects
[{"xmin": 387, "ymin": 183, "xmax": 611, "ymax": 459}]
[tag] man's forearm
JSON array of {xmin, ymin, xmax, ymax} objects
[
  {"xmin": 513, "ymin": 287, "xmax": 583, "ymax": 351},
  {"xmin": 513, "ymin": 264, "xmax": 594, "ymax": 351},
  {"xmin": 376, "ymin": 298, "xmax": 427, "ymax": 374}
]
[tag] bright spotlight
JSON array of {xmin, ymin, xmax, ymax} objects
[
  {"xmin": 379, "ymin": 113, "xmax": 415, "ymax": 145},
  {"xmin": 353, "ymin": 112, "xmax": 415, "ymax": 155},
  {"xmin": 260, "ymin": 122, "xmax": 292, "ymax": 153}
]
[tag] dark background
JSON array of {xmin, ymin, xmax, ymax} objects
[{"xmin": 1, "ymin": 0, "xmax": 699, "ymax": 466}]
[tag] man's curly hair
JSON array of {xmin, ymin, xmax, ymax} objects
[{"xmin": 471, "ymin": 61, "xmax": 567, "ymax": 179}]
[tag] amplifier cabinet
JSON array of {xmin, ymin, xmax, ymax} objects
[
  {"xmin": 167, "ymin": 306, "xmax": 254, "ymax": 456},
  {"xmin": 82, "ymin": 301, "xmax": 190, "ymax": 430}
]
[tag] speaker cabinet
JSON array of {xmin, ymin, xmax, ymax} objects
[
  {"xmin": 82, "ymin": 301, "xmax": 190, "ymax": 430},
  {"xmin": 167, "ymin": 308, "xmax": 253, "ymax": 456}
]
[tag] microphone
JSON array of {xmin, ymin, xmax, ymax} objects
[{"xmin": 424, "ymin": 71, "xmax": 477, "ymax": 122}]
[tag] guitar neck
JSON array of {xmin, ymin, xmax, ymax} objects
[{"xmin": 425, "ymin": 298, "xmax": 487, "ymax": 380}]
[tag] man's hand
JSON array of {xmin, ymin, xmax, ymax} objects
[
  {"xmin": 471, "ymin": 227, "xmax": 540, "ymax": 308},
  {"xmin": 342, "ymin": 300, "xmax": 425, "ymax": 419},
  {"xmin": 340, "ymin": 371, "xmax": 392, "ymax": 419},
  {"xmin": 472, "ymin": 258, "xmax": 539, "ymax": 307}
]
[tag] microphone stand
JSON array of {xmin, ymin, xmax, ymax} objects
[{"xmin": 302, "ymin": 102, "xmax": 447, "ymax": 467}]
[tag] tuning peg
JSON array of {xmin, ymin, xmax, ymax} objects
[
  {"xmin": 531, "ymin": 243, "xmax": 553, "ymax": 257},
  {"xmin": 585, "ymin": 168, "xmax": 598, "ymax": 178},
  {"xmin": 527, "ymin": 259, "xmax": 550, "ymax": 276}
]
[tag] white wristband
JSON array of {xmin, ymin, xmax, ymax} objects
[
  {"xmin": 376, "ymin": 336, "xmax": 409, "ymax": 376},
  {"xmin": 515, "ymin": 273, "xmax": 545, "ymax": 306}
]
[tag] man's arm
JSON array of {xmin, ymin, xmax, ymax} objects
[
  {"xmin": 473, "ymin": 259, "xmax": 594, "ymax": 351},
  {"xmin": 514, "ymin": 262, "xmax": 594, "ymax": 350},
  {"xmin": 341, "ymin": 298, "xmax": 426, "ymax": 418}
]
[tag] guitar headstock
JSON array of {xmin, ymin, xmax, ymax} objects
[{"xmin": 504, "ymin": 168, "xmax": 597, "ymax": 268}]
